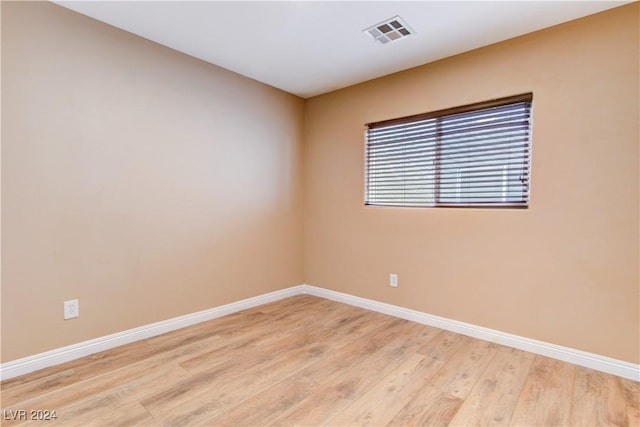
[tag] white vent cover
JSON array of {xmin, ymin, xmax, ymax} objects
[{"xmin": 363, "ymin": 16, "xmax": 415, "ymax": 45}]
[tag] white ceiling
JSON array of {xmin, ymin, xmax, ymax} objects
[{"xmin": 54, "ymin": 1, "xmax": 632, "ymax": 98}]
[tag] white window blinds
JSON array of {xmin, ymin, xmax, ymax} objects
[{"xmin": 365, "ymin": 93, "xmax": 533, "ymax": 208}]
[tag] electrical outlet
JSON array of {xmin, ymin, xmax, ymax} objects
[
  {"xmin": 389, "ymin": 273, "xmax": 398, "ymax": 288},
  {"xmin": 64, "ymin": 299, "xmax": 79, "ymax": 320}
]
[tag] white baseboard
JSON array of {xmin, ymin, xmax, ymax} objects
[
  {"xmin": 0, "ymin": 285, "xmax": 305, "ymax": 381},
  {"xmin": 298, "ymin": 284, "xmax": 640, "ymax": 381},
  {"xmin": 2, "ymin": 283, "xmax": 638, "ymax": 382}
]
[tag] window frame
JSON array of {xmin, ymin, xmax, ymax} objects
[{"xmin": 364, "ymin": 93, "xmax": 533, "ymax": 209}]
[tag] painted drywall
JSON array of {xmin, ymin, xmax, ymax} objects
[
  {"xmin": 1, "ymin": 1, "xmax": 304, "ymax": 362},
  {"xmin": 304, "ymin": 3, "xmax": 639, "ymax": 364},
  {"xmin": 2, "ymin": 1, "xmax": 638, "ymax": 368}
]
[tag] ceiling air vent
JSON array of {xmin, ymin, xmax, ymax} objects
[{"xmin": 364, "ymin": 16, "xmax": 415, "ymax": 45}]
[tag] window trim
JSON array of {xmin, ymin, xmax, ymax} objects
[
  {"xmin": 365, "ymin": 93, "xmax": 533, "ymax": 209},
  {"xmin": 367, "ymin": 93, "xmax": 532, "ymax": 130}
]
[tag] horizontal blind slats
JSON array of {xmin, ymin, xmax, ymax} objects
[
  {"xmin": 368, "ymin": 161, "xmax": 529, "ymax": 174},
  {"xmin": 365, "ymin": 95, "xmax": 532, "ymax": 208},
  {"xmin": 367, "ymin": 122, "xmax": 529, "ymax": 147},
  {"xmin": 368, "ymin": 138, "xmax": 529, "ymax": 159}
]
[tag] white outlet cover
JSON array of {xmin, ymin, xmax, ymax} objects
[
  {"xmin": 389, "ymin": 274, "xmax": 398, "ymax": 287},
  {"xmin": 64, "ymin": 299, "xmax": 79, "ymax": 320}
]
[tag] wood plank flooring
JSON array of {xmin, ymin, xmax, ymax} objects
[{"xmin": 1, "ymin": 295, "xmax": 638, "ymax": 426}]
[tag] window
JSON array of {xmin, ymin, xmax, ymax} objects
[{"xmin": 365, "ymin": 93, "xmax": 533, "ymax": 208}]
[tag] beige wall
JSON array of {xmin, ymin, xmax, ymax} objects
[
  {"xmin": 1, "ymin": 2, "xmax": 304, "ymax": 362},
  {"xmin": 2, "ymin": 2, "xmax": 638, "ymax": 366},
  {"xmin": 304, "ymin": 4, "xmax": 639, "ymax": 364}
]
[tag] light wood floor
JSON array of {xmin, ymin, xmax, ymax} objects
[{"xmin": 1, "ymin": 295, "xmax": 638, "ymax": 426}]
